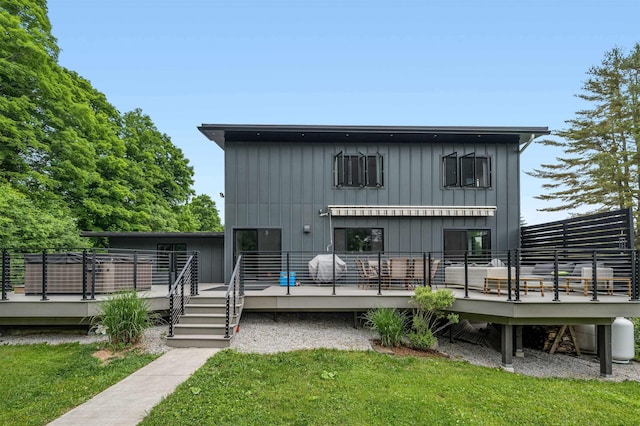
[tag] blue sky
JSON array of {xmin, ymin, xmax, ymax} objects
[{"xmin": 47, "ymin": 0, "xmax": 639, "ymax": 225}]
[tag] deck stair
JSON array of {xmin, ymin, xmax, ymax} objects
[{"xmin": 166, "ymin": 294, "xmax": 244, "ymax": 348}]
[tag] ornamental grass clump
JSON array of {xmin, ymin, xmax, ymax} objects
[
  {"xmin": 408, "ymin": 287, "xmax": 459, "ymax": 350},
  {"xmin": 93, "ymin": 291, "xmax": 160, "ymax": 347},
  {"xmin": 362, "ymin": 307, "xmax": 409, "ymax": 347}
]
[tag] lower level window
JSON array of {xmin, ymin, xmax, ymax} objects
[
  {"xmin": 334, "ymin": 228, "xmax": 384, "ymax": 252},
  {"xmin": 443, "ymin": 229, "xmax": 490, "ymax": 260},
  {"xmin": 157, "ymin": 243, "xmax": 187, "ymax": 271}
]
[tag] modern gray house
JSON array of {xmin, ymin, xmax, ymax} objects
[
  {"xmin": 4, "ymin": 123, "xmax": 638, "ymax": 377},
  {"xmin": 198, "ymin": 124, "xmax": 549, "ymax": 282}
]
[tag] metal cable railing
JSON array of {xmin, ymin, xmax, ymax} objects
[
  {"xmin": 236, "ymin": 249, "xmax": 638, "ymax": 301},
  {"xmin": 167, "ymin": 253, "xmax": 197, "ymax": 337},
  {"xmin": 0, "ymin": 248, "xmax": 195, "ymax": 300},
  {"xmin": 224, "ymin": 254, "xmax": 243, "ymax": 338}
]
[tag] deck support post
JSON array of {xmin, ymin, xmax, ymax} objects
[
  {"xmin": 597, "ymin": 323, "xmax": 613, "ymax": 378},
  {"xmin": 501, "ymin": 324, "xmax": 514, "ymax": 371},
  {"xmin": 515, "ymin": 325, "xmax": 524, "ymax": 358}
]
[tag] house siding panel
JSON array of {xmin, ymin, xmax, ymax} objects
[{"xmin": 223, "ymin": 139, "xmax": 520, "ymax": 282}]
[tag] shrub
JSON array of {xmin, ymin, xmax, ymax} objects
[
  {"xmin": 92, "ymin": 291, "xmax": 160, "ymax": 347},
  {"xmin": 408, "ymin": 287, "xmax": 459, "ymax": 348},
  {"xmin": 407, "ymin": 316, "xmax": 437, "ymax": 350},
  {"xmin": 362, "ymin": 307, "xmax": 409, "ymax": 347}
]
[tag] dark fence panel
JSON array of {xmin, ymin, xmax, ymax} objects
[
  {"xmin": 520, "ymin": 208, "xmax": 634, "ymax": 268},
  {"xmin": 521, "ymin": 208, "xmax": 633, "ymax": 251}
]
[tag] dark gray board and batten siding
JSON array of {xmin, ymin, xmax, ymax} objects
[
  {"xmin": 93, "ymin": 234, "xmax": 224, "ymax": 283},
  {"xmin": 223, "ymin": 139, "xmax": 521, "ymax": 282}
]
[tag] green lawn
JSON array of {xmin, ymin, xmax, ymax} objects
[
  {"xmin": 142, "ymin": 349, "xmax": 640, "ymax": 426},
  {"xmin": 0, "ymin": 343, "xmax": 157, "ymax": 426}
]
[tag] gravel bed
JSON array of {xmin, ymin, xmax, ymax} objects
[
  {"xmin": 2, "ymin": 313, "xmax": 639, "ymax": 381},
  {"xmin": 0, "ymin": 325, "xmax": 172, "ymax": 355},
  {"xmin": 437, "ymin": 339, "xmax": 640, "ymax": 381},
  {"xmin": 231, "ymin": 312, "xmax": 376, "ymax": 353}
]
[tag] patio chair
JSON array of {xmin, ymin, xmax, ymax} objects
[
  {"xmin": 355, "ymin": 259, "xmax": 378, "ymax": 288},
  {"xmin": 430, "ymin": 259, "xmax": 441, "ymax": 288},
  {"xmin": 412, "ymin": 259, "xmax": 441, "ymax": 289},
  {"xmin": 389, "ymin": 257, "xmax": 411, "ymax": 289},
  {"xmin": 410, "ymin": 258, "xmax": 425, "ymax": 288}
]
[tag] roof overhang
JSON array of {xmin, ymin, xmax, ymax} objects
[
  {"xmin": 81, "ymin": 232, "xmax": 224, "ymax": 238},
  {"xmin": 198, "ymin": 124, "xmax": 550, "ymax": 150},
  {"xmin": 327, "ymin": 205, "xmax": 497, "ymax": 217}
]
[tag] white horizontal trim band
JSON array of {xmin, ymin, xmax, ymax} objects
[{"xmin": 327, "ymin": 205, "xmax": 496, "ymax": 217}]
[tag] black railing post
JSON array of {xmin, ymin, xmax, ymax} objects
[
  {"xmin": 332, "ymin": 250, "xmax": 336, "ymax": 296},
  {"xmin": 553, "ymin": 251, "xmax": 560, "ymax": 301},
  {"xmin": 514, "ymin": 249, "xmax": 521, "ymax": 301},
  {"xmin": 133, "ymin": 251, "xmax": 138, "ymax": 291},
  {"xmin": 168, "ymin": 252, "xmax": 174, "ymax": 292},
  {"xmin": 180, "ymin": 274, "xmax": 185, "ymax": 314},
  {"xmin": 191, "ymin": 251, "xmax": 200, "ymax": 296},
  {"xmin": 427, "ymin": 253, "xmax": 432, "ymax": 288},
  {"xmin": 224, "ymin": 296, "xmax": 231, "ymax": 338},
  {"xmin": 632, "ymin": 250, "xmax": 639, "ymax": 301},
  {"xmin": 232, "ymin": 262, "xmax": 237, "ymax": 317},
  {"xmin": 168, "ymin": 294, "xmax": 174, "ymax": 337},
  {"xmin": 377, "ymin": 251, "xmax": 382, "ymax": 295},
  {"xmin": 423, "ymin": 252, "xmax": 427, "ymax": 287},
  {"xmin": 464, "ymin": 251, "xmax": 469, "ymax": 299},
  {"xmin": 507, "ymin": 250, "xmax": 512, "ymax": 302},
  {"xmin": 90, "ymin": 251, "xmax": 96, "ymax": 300},
  {"xmin": 591, "ymin": 250, "xmax": 599, "ymax": 302},
  {"xmin": 191, "ymin": 252, "xmax": 198, "ymax": 296},
  {"xmin": 81, "ymin": 249, "xmax": 87, "ymax": 300},
  {"xmin": 1, "ymin": 250, "xmax": 8, "ymax": 301},
  {"xmin": 41, "ymin": 250, "xmax": 48, "ymax": 301},
  {"xmin": 286, "ymin": 252, "xmax": 291, "ymax": 296},
  {"xmin": 239, "ymin": 253, "xmax": 245, "ymax": 297}
]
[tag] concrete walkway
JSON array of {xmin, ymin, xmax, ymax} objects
[{"xmin": 48, "ymin": 348, "xmax": 219, "ymax": 426}]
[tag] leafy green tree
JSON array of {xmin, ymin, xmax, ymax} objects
[
  {"xmin": 186, "ymin": 194, "xmax": 223, "ymax": 231},
  {"xmin": 0, "ymin": 183, "xmax": 86, "ymax": 251},
  {"xmin": 1, "ymin": 1, "xmax": 201, "ymax": 241},
  {"xmin": 529, "ymin": 45, "xmax": 640, "ymax": 222},
  {"xmin": 119, "ymin": 109, "xmax": 195, "ymax": 231},
  {"xmin": 0, "ymin": 0, "xmax": 55, "ymax": 189}
]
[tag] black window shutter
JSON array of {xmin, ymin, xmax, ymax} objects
[
  {"xmin": 334, "ymin": 151, "xmax": 344, "ymax": 186},
  {"xmin": 443, "ymin": 152, "xmax": 458, "ymax": 187}
]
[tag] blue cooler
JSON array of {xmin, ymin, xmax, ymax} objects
[{"xmin": 279, "ymin": 271, "xmax": 296, "ymax": 286}]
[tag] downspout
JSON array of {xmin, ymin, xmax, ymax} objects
[
  {"xmin": 326, "ymin": 211, "xmax": 333, "ymax": 252},
  {"xmin": 319, "ymin": 209, "xmax": 333, "ymax": 252}
]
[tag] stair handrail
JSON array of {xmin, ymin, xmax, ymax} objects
[
  {"xmin": 224, "ymin": 254, "xmax": 243, "ymax": 338},
  {"xmin": 167, "ymin": 254, "xmax": 195, "ymax": 337},
  {"xmin": 168, "ymin": 254, "xmax": 194, "ymax": 297}
]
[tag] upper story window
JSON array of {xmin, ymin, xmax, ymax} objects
[
  {"xmin": 443, "ymin": 152, "xmax": 491, "ymax": 188},
  {"xmin": 334, "ymin": 152, "xmax": 383, "ymax": 188}
]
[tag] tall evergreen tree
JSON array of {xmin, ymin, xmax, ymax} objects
[{"xmin": 529, "ymin": 44, "xmax": 640, "ymax": 223}]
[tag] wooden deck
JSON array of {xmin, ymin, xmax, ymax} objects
[
  {"xmin": 2, "ymin": 282, "xmax": 639, "ymax": 326},
  {"xmin": 237, "ymin": 283, "xmax": 640, "ymax": 326},
  {"xmin": 0, "ymin": 285, "xmax": 171, "ymax": 325}
]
